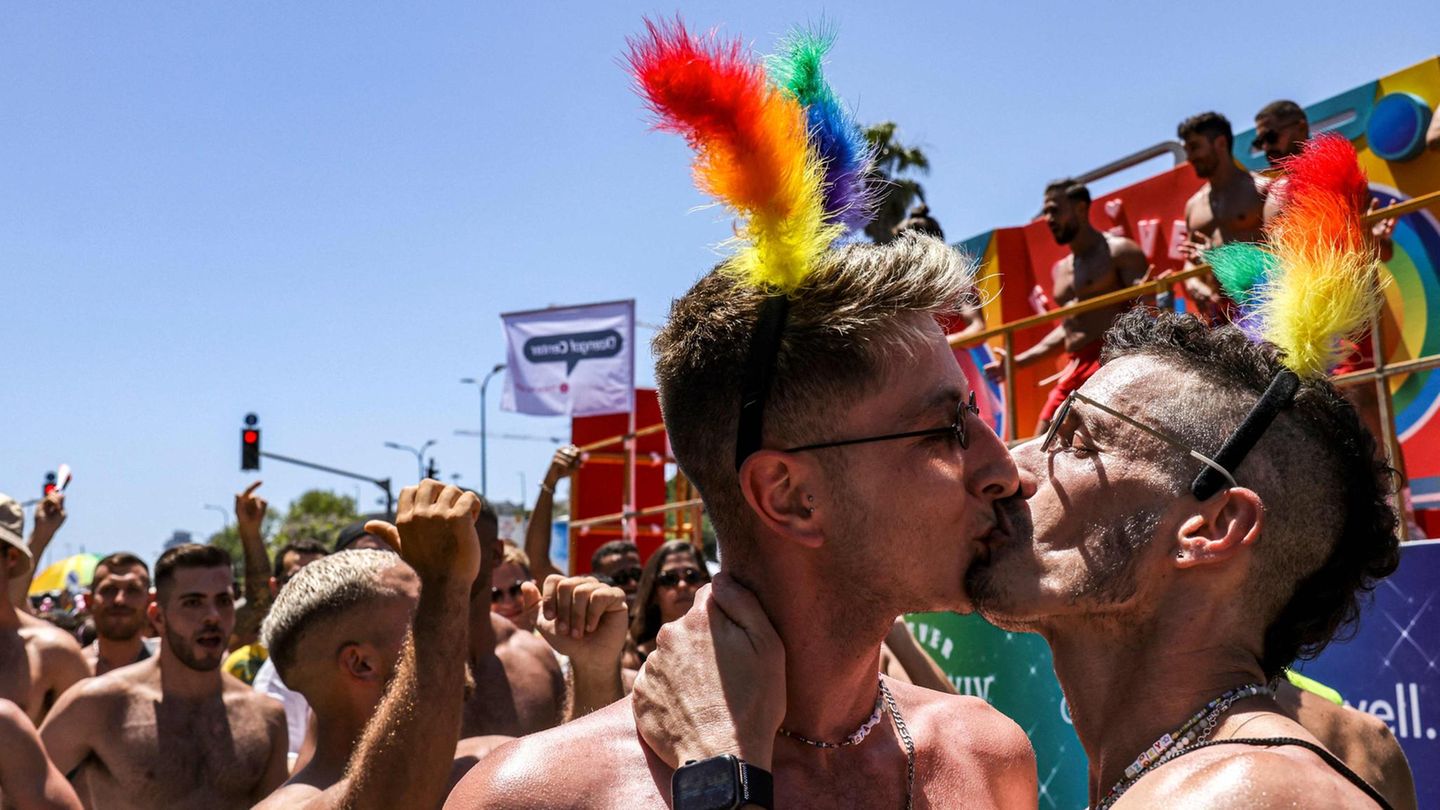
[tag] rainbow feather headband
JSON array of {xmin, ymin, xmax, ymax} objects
[
  {"xmin": 626, "ymin": 19, "xmax": 873, "ymax": 291},
  {"xmin": 627, "ymin": 18, "xmax": 875, "ymax": 467},
  {"xmin": 1193, "ymin": 134, "xmax": 1384, "ymax": 499}
]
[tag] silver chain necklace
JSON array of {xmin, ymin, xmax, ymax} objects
[{"xmin": 778, "ymin": 678, "xmax": 916, "ymax": 809}]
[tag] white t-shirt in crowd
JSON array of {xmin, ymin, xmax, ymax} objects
[{"xmin": 253, "ymin": 657, "xmax": 310, "ymax": 763}]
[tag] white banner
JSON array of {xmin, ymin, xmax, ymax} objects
[{"xmin": 500, "ymin": 300, "xmax": 635, "ymax": 417}]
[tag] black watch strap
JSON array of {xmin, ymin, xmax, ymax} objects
[
  {"xmin": 736, "ymin": 759, "xmax": 773, "ymax": 808},
  {"xmin": 672, "ymin": 755, "xmax": 774, "ymax": 810}
]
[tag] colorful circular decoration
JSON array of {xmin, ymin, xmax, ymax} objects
[
  {"xmin": 1371, "ymin": 186, "xmax": 1440, "ymax": 444},
  {"xmin": 1367, "ymin": 92, "xmax": 1433, "ymax": 162}
]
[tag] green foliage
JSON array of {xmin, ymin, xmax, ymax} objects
[
  {"xmin": 862, "ymin": 122, "xmax": 931, "ymax": 244},
  {"xmin": 205, "ymin": 489, "xmax": 359, "ymax": 563}
]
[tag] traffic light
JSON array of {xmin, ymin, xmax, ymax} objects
[
  {"xmin": 425, "ymin": 459, "xmax": 439, "ymax": 480},
  {"xmin": 43, "ymin": 471, "xmax": 56, "ymax": 496},
  {"xmin": 241, "ymin": 413, "xmax": 261, "ymax": 471}
]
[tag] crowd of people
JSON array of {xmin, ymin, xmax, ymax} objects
[{"xmin": 1, "ymin": 86, "xmax": 1430, "ymax": 809}]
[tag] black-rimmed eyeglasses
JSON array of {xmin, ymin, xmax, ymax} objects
[{"xmin": 783, "ymin": 392, "xmax": 981, "ymax": 455}]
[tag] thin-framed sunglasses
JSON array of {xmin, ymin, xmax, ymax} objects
[
  {"xmin": 490, "ymin": 581, "xmax": 525, "ymax": 601},
  {"xmin": 1042, "ymin": 390, "xmax": 1238, "ymax": 491},
  {"xmin": 784, "ymin": 391, "xmax": 980, "ymax": 455},
  {"xmin": 656, "ymin": 568, "xmax": 705, "ymax": 588}
]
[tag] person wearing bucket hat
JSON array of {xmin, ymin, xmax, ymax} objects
[{"xmin": 0, "ymin": 493, "xmax": 90, "ymax": 725}]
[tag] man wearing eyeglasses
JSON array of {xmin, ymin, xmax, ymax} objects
[
  {"xmin": 449, "ymin": 235, "xmax": 1038, "ymax": 809},
  {"xmin": 634, "ymin": 310, "xmax": 1409, "ymax": 808}
]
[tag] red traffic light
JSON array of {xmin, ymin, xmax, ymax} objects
[{"xmin": 243, "ymin": 430, "xmax": 259, "ymax": 444}]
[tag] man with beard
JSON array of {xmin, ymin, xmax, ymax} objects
[
  {"xmin": 40, "ymin": 544, "xmax": 288, "ymax": 809},
  {"xmin": 1176, "ymin": 112, "xmax": 1269, "ymax": 318},
  {"xmin": 988, "ymin": 179, "xmax": 1149, "ymax": 435},
  {"xmin": 448, "ymin": 234, "xmax": 1037, "ymax": 809},
  {"xmin": 637, "ymin": 309, "xmax": 1408, "ymax": 808},
  {"xmin": 82, "ymin": 554, "xmax": 155, "ymax": 675},
  {"xmin": 0, "ymin": 494, "xmax": 89, "ymax": 725}
]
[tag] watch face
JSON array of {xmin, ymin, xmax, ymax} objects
[{"xmin": 674, "ymin": 757, "xmax": 739, "ymax": 809}]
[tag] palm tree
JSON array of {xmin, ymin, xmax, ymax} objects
[{"xmin": 863, "ymin": 122, "xmax": 931, "ymax": 243}]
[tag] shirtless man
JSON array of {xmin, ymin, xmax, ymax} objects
[
  {"xmin": 40, "ymin": 544, "xmax": 288, "ymax": 810},
  {"xmin": 462, "ymin": 501, "xmax": 568, "ymax": 738},
  {"xmin": 6, "ymin": 490, "xmax": 65, "ymax": 612},
  {"xmin": 82, "ymin": 553, "xmax": 154, "ymax": 676},
  {"xmin": 0, "ymin": 494, "xmax": 89, "ymax": 725},
  {"xmin": 1177, "ymin": 111, "xmax": 1269, "ymax": 318},
  {"xmin": 640, "ymin": 309, "xmax": 1409, "ymax": 808},
  {"xmin": 1276, "ymin": 679, "xmax": 1416, "ymax": 810},
  {"xmin": 450, "ymin": 235, "xmax": 1037, "ymax": 808},
  {"xmin": 0, "ymin": 698, "xmax": 81, "ymax": 810},
  {"xmin": 988, "ymin": 179, "xmax": 1149, "ymax": 436}
]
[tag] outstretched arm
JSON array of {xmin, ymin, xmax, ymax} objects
[
  {"xmin": 335, "ymin": 481, "xmax": 482, "ymax": 809},
  {"xmin": 0, "ymin": 699, "xmax": 82, "ymax": 810},
  {"xmin": 233, "ymin": 481, "xmax": 273, "ymax": 636},
  {"xmin": 523, "ymin": 446, "xmax": 581, "ymax": 582},
  {"xmin": 524, "ymin": 575, "xmax": 628, "ymax": 720}
]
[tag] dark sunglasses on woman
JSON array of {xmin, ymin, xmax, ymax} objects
[{"xmin": 656, "ymin": 568, "xmax": 704, "ymax": 588}]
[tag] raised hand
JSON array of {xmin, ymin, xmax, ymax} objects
[
  {"xmin": 365, "ymin": 480, "xmax": 482, "ymax": 589},
  {"xmin": 234, "ymin": 480, "xmax": 267, "ymax": 539},
  {"xmin": 545, "ymin": 445, "xmax": 583, "ymax": 487},
  {"xmin": 31, "ymin": 491, "xmax": 66, "ymax": 542},
  {"xmin": 526, "ymin": 575, "xmax": 629, "ymax": 664},
  {"xmin": 632, "ymin": 573, "xmax": 786, "ymax": 770}
]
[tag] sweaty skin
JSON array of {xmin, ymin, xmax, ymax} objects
[
  {"xmin": 462, "ymin": 613, "xmax": 565, "ymax": 737},
  {"xmin": 38, "ymin": 656, "xmax": 287, "ymax": 810},
  {"xmin": 448, "ymin": 687, "xmax": 1035, "ymax": 810}
]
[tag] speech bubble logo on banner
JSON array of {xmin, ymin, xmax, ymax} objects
[{"xmin": 523, "ymin": 330, "xmax": 625, "ymax": 374}]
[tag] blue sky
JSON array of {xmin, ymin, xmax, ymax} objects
[{"xmin": 3, "ymin": 1, "xmax": 1436, "ymax": 567}]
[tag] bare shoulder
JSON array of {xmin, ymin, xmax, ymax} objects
[
  {"xmin": 446, "ymin": 697, "xmax": 662, "ymax": 810},
  {"xmin": 1124, "ymin": 744, "xmax": 1380, "ymax": 809},
  {"xmin": 19, "ymin": 614, "xmax": 84, "ymax": 654},
  {"xmin": 892, "ymin": 679, "xmax": 1031, "ymax": 758},
  {"xmin": 1105, "ymin": 233, "xmax": 1145, "ymax": 259},
  {"xmin": 0, "ymin": 696, "xmax": 31, "ymax": 730},
  {"xmin": 252, "ymin": 781, "xmax": 321, "ymax": 810}
]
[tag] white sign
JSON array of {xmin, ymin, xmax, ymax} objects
[{"xmin": 501, "ymin": 299, "xmax": 635, "ymax": 417}]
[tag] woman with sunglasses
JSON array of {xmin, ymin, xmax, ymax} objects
[
  {"xmin": 626, "ymin": 540, "xmax": 711, "ymax": 663},
  {"xmin": 490, "ymin": 542, "xmax": 537, "ymax": 632}
]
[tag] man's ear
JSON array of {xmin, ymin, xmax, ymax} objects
[
  {"xmin": 146, "ymin": 601, "xmax": 163, "ymax": 630},
  {"xmin": 268, "ymin": 577, "xmax": 280, "ymax": 599},
  {"xmin": 737, "ymin": 449, "xmax": 825, "ymax": 549},
  {"xmin": 1174, "ymin": 487, "xmax": 1264, "ymax": 569},
  {"xmin": 339, "ymin": 642, "xmax": 380, "ymax": 682}
]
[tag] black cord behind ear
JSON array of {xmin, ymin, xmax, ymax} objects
[
  {"xmin": 1191, "ymin": 369, "xmax": 1301, "ymax": 500},
  {"xmin": 735, "ymin": 294, "xmax": 790, "ymax": 471}
]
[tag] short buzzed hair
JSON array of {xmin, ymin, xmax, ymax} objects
[
  {"xmin": 91, "ymin": 552, "xmax": 149, "ymax": 589},
  {"xmin": 653, "ymin": 233, "xmax": 974, "ymax": 559},
  {"xmin": 1177, "ymin": 111, "xmax": 1234, "ymax": 150},
  {"xmin": 1257, "ymin": 99, "xmax": 1307, "ymax": 125},
  {"xmin": 155, "ymin": 544, "xmax": 232, "ymax": 602},
  {"xmin": 260, "ymin": 549, "xmax": 413, "ymax": 680},
  {"xmin": 1044, "ymin": 178, "xmax": 1090, "ymax": 206}
]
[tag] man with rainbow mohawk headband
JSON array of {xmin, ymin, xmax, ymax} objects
[
  {"xmin": 448, "ymin": 19, "xmax": 1038, "ymax": 810},
  {"xmin": 637, "ymin": 133, "xmax": 1410, "ymax": 809}
]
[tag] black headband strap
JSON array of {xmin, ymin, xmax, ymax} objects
[
  {"xmin": 735, "ymin": 294, "xmax": 790, "ymax": 471},
  {"xmin": 1190, "ymin": 368, "xmax": 1301, "ymax": 500}
]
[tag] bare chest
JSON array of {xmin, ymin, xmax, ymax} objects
[
  {"xmin": 1054, "ymin": 251, "xmax": 1120, "ymax": 304},
  {"xmin": 463, "ymin": 649, "xmax": 564, "ymax": 737},
  {"xmin": 81, "ymin": 693, "xmax": 271, "ymax": 809},
  {"xmin": 1190, "ymin": 185, "xmax": 1265, "ymax": 242}
]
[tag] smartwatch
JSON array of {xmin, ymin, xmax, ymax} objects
[{"xmin": 671, "ymin": 754, "xmax": 774, "ymax": 810}]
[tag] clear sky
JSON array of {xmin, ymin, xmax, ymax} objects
[{"xmin": 4, "ymin": 1, "xmax": 1436, "ymax": 567}]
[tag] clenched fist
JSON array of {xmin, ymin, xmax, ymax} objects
[
  {"xmin": 365, "ymin": 480, "xmax": 482, "ymax": 589},
  {"xmin": 234, "ymin": 481, "xmax": 267, "ymax": 539},
  {"xmin": 525, "ymin": 575, "xmax": 629, "ymax": 666}
]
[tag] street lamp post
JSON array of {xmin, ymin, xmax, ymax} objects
[
  {"xmin": 460, "ymin": 363, "xmax": 506, "ymax": 498},
  {"xmin": 384, "ymin": 439, "xmax": 437, "ymax": 483},
  {"xmin": 202, "ymin": 504, "xmax": 231, "ymax": 532}
]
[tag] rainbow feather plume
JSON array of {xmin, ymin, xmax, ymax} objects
[
  {"xmin": 1251, "ymin": 134, "xmax": 1385, "ymax": 378},
  {"xmin": 626, "ymin": 18, "xmax": 843, "ymax": 291},
  {"xmin": 767, "ymin": 27, "xmax": 874, "ymax": 233}
]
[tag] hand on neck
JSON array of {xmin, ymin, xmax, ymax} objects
[{"xmin": 725, "ymin": 548, "xmax": 896, "ymax": 746}]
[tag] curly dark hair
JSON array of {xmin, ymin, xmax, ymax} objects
[
  {"xmin": 1102, "ymin": 310, "xmax": 1401, "ymax": 677},
  {"xmin": 1177, "ymin": 111, "xmax": 1235, "ymax": 151}
]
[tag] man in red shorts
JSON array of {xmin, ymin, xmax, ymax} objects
[{"xmin": 989, "ymin": 178, "xmax": 1150, "ymax": 435}]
